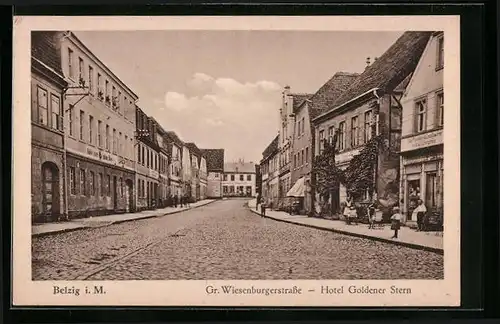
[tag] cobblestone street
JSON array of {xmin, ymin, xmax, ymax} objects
[{"xmin": 32, "ymin": 199, "xmax": 443, "ymax": 281}]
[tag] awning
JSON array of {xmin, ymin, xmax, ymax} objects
[{"xmin": 286, "ymin": 177, "xmax": 305, "ymax": 197}]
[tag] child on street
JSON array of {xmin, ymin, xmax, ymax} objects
[{"xmin": 390, "ymin": 207, "xmax": 402, "ymax": 239}]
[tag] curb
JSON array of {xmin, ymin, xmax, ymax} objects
[
  {"xmin": 33, "ymin": 200, "xmax": 216, "ymax": 238},
  {"xmin": 248, "ymin": 206, "xmax": 443, "ymax": 255}
]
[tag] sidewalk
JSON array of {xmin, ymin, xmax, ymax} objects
[
  {"xmin": 248, "ymin": 199, "xmax": 443, "ymax": 254},
  {"xmin": 32, "ymin": 199, "xmax": 215, "ymax": 237}
]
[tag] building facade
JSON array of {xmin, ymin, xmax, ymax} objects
[
  {"xmin": 222, "ymin": 161, "xmax": 257, "ymax": 197},
  {"xmin": 31, "ymin": 31, "xmax": 68, "ymax": 223},
  {"xmin": 152, "ymin": 118, "xmax": 170, "ymax": 208},
  {"xmin": 61, "ymin": 31, "xmax": 138, "ymax": 218},
  {"xmin": 181, "ymin": 144, "xmax": 193, "ymax": 200},
  {"xmin": 201, "ymin": 149, "xmax": 224, "ymax": 198},
  {"xmin": 312, "ymin": 32, "xmax": 432, "ymax": 216},
  {"xmin": 186, "ymin": 142, "xmax": 202, "ymax": 201},
  {"xmin": 199, "ymin": 155, "xmax": 208, "ymax": 200},
  {"xmin": 135, "ymin": 108, "xmax": 160, "ymax": 211},
  {"xmin": 399, "ymin": 32, "xmax": 444, "ymax": 225},
  {"xmin": 277, "ymin": 87, "xmax": 311, "ymax": 210},
  {"xmin": 260, "ymin": 135, "xmax": 279, "ymax": 208},
  {"xmin": 165, "ymin": 131, "xmax": 183, "ymax": 201}
]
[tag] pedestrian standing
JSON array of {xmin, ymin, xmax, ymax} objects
[
  {"xmin": 174, "ymin": 195, "xmax": 178, "ymax": 208},
  {"xmin": 344, "ymin": 197, "xmax": 352, "ymax": 224},
  {"xmin": 186, "ymin": 194, "xmax": 191, "ymax": 208},
  {"xmin": 412, "ymin": 199, "xmax": 427, "ymax": 231},
  {"xmin": 261, "ymin": 202, "xmax": 266, "ymax": 217},
  {"xmin": 368, "ymin": 201, "xmax": 376, "ymax": 229},
  {"xmin": 391, "ymin": 207, "xmax": 402, "ymax": 239}
]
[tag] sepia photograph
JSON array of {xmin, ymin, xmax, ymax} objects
[{"xmin": 13, "ymin": 15, "xmax": 460, "ymax": 307}]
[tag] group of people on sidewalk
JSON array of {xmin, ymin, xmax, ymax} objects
[{"xmin": 164, "ymin": 194, "xmax": 192, "ymax": 209}]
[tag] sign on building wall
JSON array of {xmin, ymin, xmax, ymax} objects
[
  {"xmin": 86, "ymin": 146, "xmax": 117, "ymax": 164},
  {"xmin": 401, "ymin": 129, "xmax": 443, "ymax": 152}
]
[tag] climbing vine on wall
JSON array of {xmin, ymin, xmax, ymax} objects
[{"xmin": 313, "ymin": 131, "xmax": 345, "ymax": 198}]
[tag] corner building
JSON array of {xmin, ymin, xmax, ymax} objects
[{"xmin": 61, "ymin": 31, "xmax": 138, "ymax": 218}]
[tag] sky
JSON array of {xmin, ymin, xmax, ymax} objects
[{"xmin": 75, "ymin": 30, "xmax": 404, "ymax": 163}]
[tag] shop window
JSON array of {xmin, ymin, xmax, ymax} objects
[
  {"xmin": 406, "ymin": 177, "xmax": 421, "ymax": 221},
  {"xmin": 89, "ymin": 171, "xmax": 95, "ymax": 196},
  {"xmin": 42, "ymin": 162, "xmax": 59, "ymax": 216},
  {"xmin": 69, "ymin": 167, "xmax": 76, "ymax": 195},
  {"xmin": 79, "ymin": 169, "xmax": 86, "ymax": 196},
  {"xmin": 425, "ymin": 172, "xmax": 439, "ymax": 209}
]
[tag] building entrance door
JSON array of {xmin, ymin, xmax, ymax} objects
[
  {"xmin": 126, "ymin": 179, "xmax": 134, "ymax": 212},
  {"xmin": 41, "ymin": 162, "xmax": 60, "ymax": 222}
]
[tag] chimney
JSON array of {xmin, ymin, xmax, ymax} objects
[
  {"xmin": 374, "ymin": 57, "xmax": 378, "ymax": 62},
  {"xmin": 365, "ymin": 57, "xmax": 371, "ymax": 70}
]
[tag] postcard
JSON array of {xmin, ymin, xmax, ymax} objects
[{"xmin": 12, "ymin": 15, "xmax": 460, "ymax": 307}]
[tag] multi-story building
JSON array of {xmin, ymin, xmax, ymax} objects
[
  {"xmin": 259, "ymin": 135, "xmax": 279, "ymax": 208},
  {"xmin": 277, "ymin": 86, "xmax": 311, "ymax": 209},
  {"xmin": 135, "ymin": 108, "xmax": 160, "ymax": 211},
  {"xmin": 185, "ymin": 142, "xmax": 202, "ymax": 201},
  {"xmin": 222, "ymin": 160, "xmax": 257, "ymax": 197},
  {"xmin": 31, "ymin": 31, "xmax": 68, "ymax": 223},
  {"xmin": 399, "ymin": 31, "xmax": 444, "ymax": 225},
  {"xmin": 255, "ymin": 164, "xmax": 262, "ymax": 200},
  {"xmin": 200, "ymin": 149, "xmax": 224, "ymax": 198},
  {"xmin": 289, "ymin": 72, "xmax": 358, "ymax": 215},
  {"xmin": 181, "ymin": 143, "xmax": 193, "ymax": 200},
  {"xmin": 165, "ymin": 131, "xmax": 184, "ymax": 201},
  {"xmin": 61, "ymin": 31, "xmax": 138, "ymax": 218},
  {"xmin": 152, "ymin": 118, "xmax": 170, "ymax": 208},
  {"xmin": 199, "ymin": 153, "xmax": 208, "ymax": 200},
  {"xmin": 312, "ymin": 31, "xmax": 432, "ymax": 215}
]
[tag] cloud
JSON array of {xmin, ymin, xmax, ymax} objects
[{"xmin": 157, "ymin": 73, "xmax": 282, "ymax": 162}]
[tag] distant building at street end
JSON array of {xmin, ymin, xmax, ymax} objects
[
  {"xmin": 200, "ymin": 148, "xmax": 225, "ymax": 198},
  {"xmin": 223, "ymin": 160, "xmax": 257, "ymax": 197},
  {"xmin": 185, "ymin": 142, "xmax": 202, "ymax": 202},
  {"xmin": 312, "ymin": 31, "xmax": 432, "ymax": 216},
  {"xmin": 260, "ymin": 135, "xmax": 280, "ymax": 208},
  {"xmin": 31, "ymin": 31, "xmax": 68, "ymax": 223},
  {"xmin": 399, "ymin": 31, "xmax": 444, "ymax": 226}
]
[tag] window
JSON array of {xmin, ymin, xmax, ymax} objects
[
  {"xmin": 68, "ymin": 48, "xmax": 74, "ymax": 78},
  {"xmin": 415, "ymin": 99, "xmax": 427, "ymax": 132},
  {"xmin": 138, "ymin": 144, "xmax": 142, "ymax": 164},
  {"xmin": 78, "ymin": 57, "xmax": 84, "ymax": 81},
  {"xmin": 301, "ymin": 149, "xmax": 305, "ymax": 165},
  {"xmin": 215, "ymin": 172, "xmax": 219, "ymax": 178},
  {"xmin": 297, "ymin": 120, "xmax": 301, "ymax": 137},
  {"xmin": 436, "ymin": 35, "xmax": 444, "ymax": 70},
  {"xmin": 89, "ymin": 115, "xmax": 94, "ymax": 144},
  {"xmin": 97, "ymin": 73, "xmax": 102, "ymax": 99},
  {"xmin": 338, "ymin": 121, "xmax": 345, "ymax": 150},
  {"xmin": 319, "ymin": 130, "xmax": 325, "ymax": 153},
  {"xmin": 305, "ymin": 147, "xmax": 309, "ymax": 164},
  {"xmin": 79, "ymin": 169, "xmax": 86, "ymax": 195},
  {"xmin": 89, "ymin": 171, "xmax": 95, "ymax": 196},
  {"xmin": 105, "ymin": 125, "xmax": 110, "ymax": 150},
  {"xmin": 125, "ymin": 135, "xmax": 128, "ymax": 158},
  {"xmin": 50, "ymin": 94, "xmax": 61, "ymax": 130},
  {"xmin": 328, "ymin": 126, "xmax": 334, "ymax": 144},
  {"xmin": 231, "ymin": 175, "xmax": 235, "ymax": 181},
  {"xmin": 68, "ymin": 105, "xmax": 74, "ymax": 136},
  {"xmin": 69, "ymin": 167, "xmax": 76, "ymax": 195},
  {"xmin": 88, "ymin": 65, "xmax": 94, "ymax": 93},
  {"xmin": 142, "ymin": 147, "xmax": 145, "ymax": 165},
  {"xmin": 107, "ymin": 175, "xmax": 111, "ymax": 196},
  {"xmin": 37, "ymin": 87, "xmax": 48, "ymax": 125},
  {"xmin": 99, "ymin": 173, "xmax": 104, "ymax": 196},
  {"xmin": 437, "ymin": 92, "xmax": 444, "ymax": 127},
  {"xmin": 118, "ymin": 91, "xmax": 122, "ymax": 114},
  {"xmin": 240, "ymin": 174, "xmax": 244, "ymax": 181},
  {"xmin": 147, "ymin": 148, "xmax": 150, "ymax": 168},
  {"xmin": 112, "ymin": 86, "xmax": 117, "ymax": 109},
  {"xmin": 364, "ymin": 110, "xmax": 372, "ymax": 142},
  {"xmin": 119, "ymin": 132, "xmax": 122, "ymax": 156},
  {"xmin": 119, "ymin": 178, "xmax": 123, "ymax": 197},
  {"xmin": 79, "ymin": 110, "xmax": 84, "ymax": 141},
  {"xmin": 351, "ymin": 116, "xmax": 359, "ymax": 147},
  {"xmin": 301, "ymin": 117, "xmax": 305, "ymax": 135},
  {"xmin": 247, "ymin": 174, "xmax": 251, "ymax": 181},
  {"xmin": 293, "ymin": 154, "xmax": 297, "ymax": 169},
  {"xmin": 97, "ymin": 120, "xmax": 102, "ymax": 147},
  {"xmin": 113, "ymin": 128, "xmax": 117, "ymax": 153}
]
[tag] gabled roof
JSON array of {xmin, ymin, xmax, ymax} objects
[
  {"xmin": 306, "ymin": 72, "xmax": 359, "ymax": 120},
  {"xmin": 31, "ymin": 31, "xmax": 65, "ymax": 78},
  {"xmin": 185, "ymin": 142, "xmax": 201, "ymax": 157},
  {"xmin": 224, "ymin": 161, "xmax": 256, "ymax": 173},
  {"xmin": 393, "ymin": 72, "xmax": 413, "ymax": 93},
  {"xmin": 165, "ymin": 131, "xmax": 184, "ymax": 147},
  {"xmin": 200, "ymin": 149, "xmax": 225, "ymax": 171},
  {"xmin": 262, "ymin": 135, "xmax": 279, "ymax": 160},
  {"xmin": 326, "ymin": 31, "xmax": 432, "ymax": 115},
  {"xmin": 291, "ymin": 93, "xmax": 313, "ymax": 112}
]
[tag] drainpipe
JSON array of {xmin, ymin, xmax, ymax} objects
[{"xmin": 62, "ymin": 86, "xmax": 69, "ymax": 221}]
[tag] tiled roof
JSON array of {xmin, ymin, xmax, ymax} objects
[
  {"xmin": 224, "ymin": 161, "xmax": 256, "ymax": 174},
  {"xmin": 291, "ymin": 93, "xmax": 313, "ymax": 113},
  {"xmin": 307, "ymin": 72, "xmax": 359, "ymax": 120},
  {"xmin": 185, "ymin": 142, "xmax": 201, "ymax": 157},
  {"xmin": 31, "ymin": 31, "xmax": 64, "ymax": 77},
  {"xmin": 200, "ymin": 149, "xmax": 225, "ymax": 171},
  {"xmin": 165, "ymin": 131, "xmax": 184, "ymax": 147},
  {"xmin": 262, "ymin": 135, "xmax": 279, "ymax": 160},
  {"xmin": 328, "ymin": 31, "xmax": 432, "ymax": 113}
]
